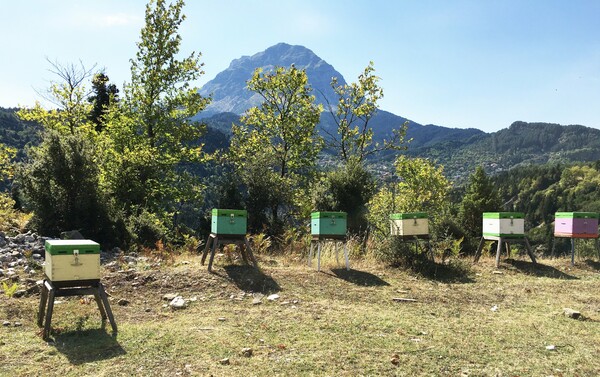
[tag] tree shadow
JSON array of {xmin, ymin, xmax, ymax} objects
[
  {"xmin": 328, "ymin": 268, "xmax": 390, "ymax": 287},
  {"xmin": 51, "ymin": 328, "xmax": 125, "ymax": 365},
  {"xmin": 220, "ymin": 265, "xmax": 281, "ymax": 294},
  {"xmin": 504, "ymin": 259, "xmax": 578, "ymax": 279},
  {"xmin": 584, "ymin": 259, "xmax": 600, "ymax": 270}
]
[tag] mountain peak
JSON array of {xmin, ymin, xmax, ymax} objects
[{"xmin": 198, "ymin": 43, "xmax": 345, "ymax": 117}]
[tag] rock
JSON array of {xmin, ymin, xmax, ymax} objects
[
  {"xmin": 252, "ymin": 297, "xmax": 262, "ymax": 305},
  {"xmin": 2, "ymin": 321, "xmax": 10, "ymax": 327},
  {"xmin": 391, "ymin": 354, "xmax": 400, "ymax": 366},
  {"xmin": 546, "ymin": 345, "xmax": 556, "ymax": 351},
  {"xmin": 241, "ymin": 347, "xmax": 253, "ymax": 357},
  {"xmin": 13, "ymin": 290, "xmax": 27, "ymax": 298},
  {"xmin": 267, "ymin": 294, "xmax": 280, "ymax": 301},
  {"xmin": 563, "ymin": 308, "xmax": 581, "ymax": 319},
  {"xmin": 218, "ymin": 317, "xmax": 227, "ymax": 322},
  {"xmin": 163, "ymin": 293, "xmax": 179, "ymax": 301},
  {"xmin": 219, "ymin": 358, "xmax": 230, "ymax": 365},
  {"xmin": 13, "ymin": 322, "xmax": 22, "ymax": 327},
  {"xmin": 26, "ymin": 285, "xmax": 40, "ymax": 295},
  {"xmin": 117, "ymin": 298, "xmax": 130, "ymax": 306},
  {"xmin": 490, "ymin": 305, "xmax": 498, "ymax": 312},
  {"xmin": 169, "ymin": 296, "xmax": 187, "ymax": 309}
]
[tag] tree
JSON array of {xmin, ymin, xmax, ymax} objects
[
  {"xmin": 230, "ymin": 65, "xmax": 322, "ymax": 233},
  {"xmin": 324, "ymin": 62, "xmax": 408, "ymax": 163},
  {"xmin": 368, "ymin": 156, "xmax": 451, "ymax": 238},
  {"xmin": 18, "ymin": 59, "xmax": 96, "ymax": 135},
  {"xmin": 88, "ymin": 73, "xmax": 119, "ymax": 132},
  {"xmin": 100, "ymin": 0, "xmax": 210, "ymax": 243},
  {"xmin": 459, "ymin": 166, "xmax": 502, "ymax": 239}
]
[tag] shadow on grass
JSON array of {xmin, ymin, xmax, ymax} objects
[
  {"xmin": 220, "ymin": 265, "xmax": 281, "ymax": 294},
  {"xmin": 329, "ymin": 268, "xmax": 390, "ymax": 287},
  {"xmin": 417, "ymin": 260, "xmax": 476, "ymax": 284},
  {"xmin": 52, "ymin": 328, "xmax": 125, "ymax": 365},
  {"xmin": 505, "ymin": 259, "xmax": 578, "ymax": 279},
  {"xmin": 584, "ymin": 259, "xmax": 600, "ymax": 270}
]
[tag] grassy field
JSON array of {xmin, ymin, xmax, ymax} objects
[{"xmin": 1, "ymin": 250, "xmax": 599, "ymax": 376}]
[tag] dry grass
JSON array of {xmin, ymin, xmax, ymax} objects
[{"xmin": 1, "ymin": 251, "xmax": 600, "ymax": 376}]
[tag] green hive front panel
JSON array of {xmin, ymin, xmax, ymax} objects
[
  {"xmin": 211, "ymin": 209, "xmax": 247, "ymax": 235},
  {"xmin": 390, "ymin": 213, "xmax": 429, "ymax": 236},
  {"xmin": 482, "ymin": 212, "xmax": 524, "ymax": 237},
  {"xmin": 44, "ymin": 240, "xmax": 101, "ymax": 281},
  {"xmin": 311, "ymin": 211, "xmax": 347, "ymax": 236}
]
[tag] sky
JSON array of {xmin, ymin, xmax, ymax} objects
[{"xmin": 0, "ymin": 0, "xmax": 599, "ymax": 132}]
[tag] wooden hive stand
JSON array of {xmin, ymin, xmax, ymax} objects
[
  {"xmin": 201, "ymin": 233, "xmax": 258, "ymax": 272},
  {"xmin": 308, "ymin": 234, "xmax": 349, "ymax": 272},
  {"xmin": 37, "ymin": 278, "xmax": 117, "ymax": 341},
  {"xmin": 474, "ymin": 235, "xmax": 537, "ymax": 268}
]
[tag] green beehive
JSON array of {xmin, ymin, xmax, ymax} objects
[
  {"xmin": 211, "ymin": 209, "xmax": 247, "ymax": 235},
  {"xmin": 311, "ymin": 211, "xmax": 347, "ymax": 236},
  {"xmin": 390, "ymin": 212, "xmax": 429, "ymax": 236},
  {"xmin": 44, "ymin": 239, "xmax": 101, "ymax": 281}
]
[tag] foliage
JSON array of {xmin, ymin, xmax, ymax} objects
[
  {"xmin": 229, "ymin": 65, "xmax": 322, "ymax": 235},
  {"xmin": 312, "ymin": 159, "xmax": 377, "ymax": 234},
  {"xmin": 17, "ymin": 59, "xmax": 96, "ymax": 135},
  {"xmin": 1, "ymin": 281, "xmax": 18, "ymax": 298},
  {"xmin": 324, "ymin": 62, "xmax": 409, "ymax": 163},
  {"xmin": 368, "ymin": 156, "xmax": 451, "ymax": 238},
  {"xmin": 88, "ymin": 72, "xmax": 119, "ymax": 132},
  {"xmin": 99, "ymin": 0, "xmax": 210, "ymax": 245},
  {"xmin": 16, "ymin": 131, "xmax": 117, "ymax": 245},
  {"xmin": 459, "ymin": 166, "xmax": 502, "ymax": 241}
]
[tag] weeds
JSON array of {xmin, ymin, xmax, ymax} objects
[{"xmin": 2, "ymin": 281, "xmax": 19, "ymax": 298}]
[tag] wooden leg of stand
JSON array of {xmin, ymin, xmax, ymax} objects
[
  {"xmin": 524, "ymin": 237, "xmax": 536, "ymax": 264},
  {"xmin": 37, "ymin": 280, "xmax": 48, "ymax": 327},
  {"xmin": 43, "ymin": 281, "xmax": 55, "ymax": 341},
  {"xmin": 344, "ymin": 242, "xmax": 349, "ymax": 271},
  {"xmin": 308, "ymin": 242, "xmax": 314, "ymax": 267},
  {"xmin": 244, "ymin": 237, "xmax": 258, "ymax": 267},
  {"xmin": 201, "ymin": 235, "xmax": 214, "ymax": 265},
  {"xmin": 474, "ymin": 237, "xmax": 485, "ymax": 262},
  {"xmin": 207, "ymin": 237, "xmax": 219, "ymax": 272},
  {"xmin": 98, "ymin": 283, "xmax": 117, "ymax": 333},
  {"xmin": 495, "ymin": 239, "xmax": 503, "ymax": 268}
]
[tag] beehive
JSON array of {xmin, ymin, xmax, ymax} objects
[
  {"xmin": 211, "ymin": 209, "xmax": 247, "ymax": 235},
  {"xmin": 44, "ymin": 240, "xmax": 101, "ymax": 281},
  {"xmin": 311, "ymin": 211, "xmax": 347, "ymax": 236},
  {"xmin": 390, "ymin": 212, "xmax": 429, "ymax": 236},
  {"xmin": 554, "ymin": 212, "xmax": 599, "ymax": 238},
  {"xmin": 482, "ymin": 212, "xmax": 524, "ymax": 238}
]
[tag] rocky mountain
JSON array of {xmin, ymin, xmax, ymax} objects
[
  {"xmin": 198, "ymin": 43, "xmax": 345, "ymax": 117},
  {"xmin": 197, "ymin": 42, "xmax": 483, "ymax": 148}
]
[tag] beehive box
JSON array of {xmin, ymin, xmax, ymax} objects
[
  {"xmin": 211, "ymin": 209, "xmax": 247, "ymax": 235},
  {"xmin": 44, "ymin": 240, "xmax": 101, "ymax": 281},
  {"xmin": 311, "ymin": 212, "xmax": 347, "ymax": 236},
  {"xmin": 554, "ymin": 212, "xmax": 599, "ymax": 238},
  {"xmin": 482, "ymin": 212, "xmax": 525, "ymax": 238},
  {"xmin": 390, "ymin": 212, "xmax": 429, "ymax": 236}
]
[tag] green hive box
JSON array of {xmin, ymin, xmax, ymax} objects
[
  {"xmin": 482, "ymin": 212, "xmax": 525, "ymax": 237},
  {"xmin": 44, "ymin": 239, "xmax": 101, "ymax": 281},
  {"xmin": 390, "ymin": 212, "xmax": 429, "ymax": 236},
  {"xmin": 211, "ymin": 209, "xmax": 247, "ymax": 235},
  {"xmin": 311, "ymin": 211, "xmax": 347, "ymax": 236}
]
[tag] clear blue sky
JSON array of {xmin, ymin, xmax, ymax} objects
[{"xmin": 1, "ymin": 0, "xmax": 598, "ymax": 132}]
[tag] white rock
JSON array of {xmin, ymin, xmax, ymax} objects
[
  {"xmin": 490, "ymin": 305, "xmax": 498, "ymax": 312},
  {"xmin": 169, "ymin": 296, "xmax": 187, "ymax": 309},
  {"xmin": 267, "ymin": 294, "xmax": 280, "ymax": 301},
  {"xmin": 546, "ymin": 345, "xmax": 556, "ymax": 351}
]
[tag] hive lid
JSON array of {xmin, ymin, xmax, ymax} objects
[
  {"xmin": 311, "ymin": 211, "xmax": 347, "ymax": 219},
  {"xmin": 555, "ymin": 212, "xmax": 599, "ymax": 219},
  {"xmin": 45, "ymin": 239, "xmax": 100, "ymax": 255},
  {"xmin": 390, "ymin": 212, "xmax": 428, "ymax": 220},
  {"xmin": 212, "ymin": 209, "xmax": 247, "ymax": 217},
  {"xmin": 482, "ymin": 212, "xmax": 524, "ymax": 219}
]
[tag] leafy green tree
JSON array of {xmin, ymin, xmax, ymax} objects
[
  {"xmin": 88, "ymin": 72, "xmax": 119, "ymax": 132},
  {"xmin": 100, "ymin": 0, "xmax": 210, "ymax": 243},
  {"xmin": 16, "ymin": 131, "xmax": 117, "ymax": 244},
  {"xmin": 313, "ymin": 159, "xmax": 376, "ymax": 234},
  {"xmin": 324, "ymin": 62, "xmax": 408, "ymax": 163},
  {"xmin": 459, "ymin": 166, "xmax": 501, "ymax": 239},
  {"xmin": 17, "ymin": 59, "xmax": 96, "ymax": 135},
  {"xmin": 230, "ymin": 65, "xmax": 322, "ymax": 233},
  {"xmin": 368, "ymin": 156, "xmax": 451, "ymax": 238}
]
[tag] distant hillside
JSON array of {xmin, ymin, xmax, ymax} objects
[
  {"xmin": 409, "ymin": 121, "xmax": 600, "ymax": 182},
  {"xmin": 0, "ymin": 107, "xmax": 41, "ymax": 158}
]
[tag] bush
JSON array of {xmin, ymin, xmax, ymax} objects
[{"xmin": 16, "ymin": 131, "xmax": 118, "ymax": 245}]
